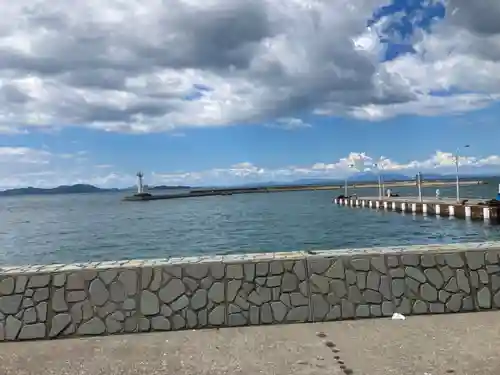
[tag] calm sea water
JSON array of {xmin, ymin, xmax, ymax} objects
[{"xmin": 1, "ymin": 178, "xmax": 500, "ymax": 266}]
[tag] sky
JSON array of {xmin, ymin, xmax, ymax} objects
[{"xmin": 1, "ymin": 0, "xmax": 500, "ymax": 189}]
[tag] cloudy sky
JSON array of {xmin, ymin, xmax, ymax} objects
[{"xmin": 1, "ymin": 0, "xmax": 500, "ymax": 188}]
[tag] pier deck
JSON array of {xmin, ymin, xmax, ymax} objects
[
  {"xmin": 334, "ymin": 195, "xmax": 500, "ymax": 222},
  {"xmin": 2, "ymin": 311, "xmax": 499, "ymax": 375}
]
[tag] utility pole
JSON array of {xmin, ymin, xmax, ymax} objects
[
  {"xmin": 455, "ymin": 145, "xmax": 470, "ymax": 203},
  {"xmin": 344, "ymin": 164, "xmax": 354, "ymax": 196},
  {"xmin": 373, "ymin": 163, "xmax": 382, "ymax": 199},
  {"xmin": 416, "ymin": 172, "xmax": 423, "ymax": 202}
]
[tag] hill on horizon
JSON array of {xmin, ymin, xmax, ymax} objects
[{"xmin": 0, "ymin": 184, "xmax": 112, "ymax": 196}]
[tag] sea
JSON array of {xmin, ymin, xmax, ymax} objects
[{"xmin": 1, "ymin": 178, "xmax": 500, "ymax": 266}]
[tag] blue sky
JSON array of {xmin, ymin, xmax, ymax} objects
[{"xmin": 0, "ymin": 0, "xmax": 499, "ymax": 188}]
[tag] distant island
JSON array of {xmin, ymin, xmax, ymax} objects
[
  {"xmin": 0, "ymin": 184, "xmax": 114, "ymax": 196},
  {"xmin": 0, "ymin": 184, "xmax": 191, "ymax": 197}
]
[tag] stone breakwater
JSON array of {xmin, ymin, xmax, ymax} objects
[{"xmin": 1, "ymin": 241, "xmax": 500, "ymax": 342}]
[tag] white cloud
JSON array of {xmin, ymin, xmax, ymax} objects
[
  {"xmin": 1, "ymin": 146, "xmax": 498, "ymax": 189},
  {"xmin": 0, "ymin": 146, "xmax": 133, "ymax": 189},
  {"xmin": 150, "ymin": 150, "xmax": 500, "ymax": 186},
  {"xmin": 266, "ymin": 117, "xmax": 312, "ymax": 130},
  {"xmin": 362, "ymin": 0, "xmax": 500, "ymax": 119},
  {"xmin": 4, "ymin": 0, "xmax": 500, "ymax": 134}
]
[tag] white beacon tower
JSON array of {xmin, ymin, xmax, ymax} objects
[{"xmin": 136, "ymin": 171, "xmax": 144, "ymax": 194}]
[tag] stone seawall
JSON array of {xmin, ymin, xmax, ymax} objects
[{"xmin": 1, "ymin": 242, "xmax": 500, "ymax": 341}]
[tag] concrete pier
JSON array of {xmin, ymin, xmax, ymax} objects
[{"xmin": 334, "ymin": 196, "xmax": 500, "ymax": 223}]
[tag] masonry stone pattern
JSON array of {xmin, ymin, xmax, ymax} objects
[{"xmin": 0, "ymin": 242, "xmax": 500, "ymax": 341}]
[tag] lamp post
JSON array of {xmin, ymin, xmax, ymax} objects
[
  {"xmin": 455, "ymin": 145, "xmax": 470, "ymax": 203},
  {"xmin": 416, "ymin": 172, "xmax": 423, "ymax": 202},
  {"xmin": 373, "ymin": 163, "xmax": 382, "ymax": 199},
  {"xmin": 376, "ymin": 163, "xmax": 385, "ymax": 198},
  {"xmin": 344, "ymin": 164, "xmax": 354, "ymax": 196}
]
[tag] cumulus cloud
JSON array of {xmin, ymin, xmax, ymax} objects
[
  {"xmin": 1, "ymin": 146, "xmax": 498, "ymax": 189},
  {"xmin": 4, "ymin": 0, "xmax": 498, "ymax": 133},
  {"xmin": 0, "ymin": 147, "xmax": 132, "ymax": 189},
  {"xmin": 150, "ymin": 150, "xmax": 500, "ymax": 186},
  {"xmin": 372, "ymin": 0, "xmax": 500, "ymax": 119}
]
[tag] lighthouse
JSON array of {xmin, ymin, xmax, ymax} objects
[{"xmin": 136, "ymin": 171, "xmax": 144, "ymax": 195}]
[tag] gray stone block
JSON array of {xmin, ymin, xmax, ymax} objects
[
  {"xmin": 0, "ymin": 277, "xmax": 15, "ymax": 295},
  {"xmin": 28, "ymin": 275, "xmax": 50, "ymax": 288},
  {"xmin": 18, "ymin": 323, "xmax": 45, "ymax": 340},
  {"xmin": 478, "ymin": 287, "xmax": 491, "ymax": 309},
  {"xmin": 159, "ymin": 279, "xmax": 185, "ymax": 303},
  {"xmin": 140, "ymin": 290, "xmax": 159, "ymax": 316},
  {"xmin": 78, "ymin": 317, "xmax": 106, "ymax": 335},
  {"xmin": 89, "ymin": 278, "xmax": 109, "ymax": 306},
  {"xmin": 50, "ymin": 314, "xmax": 72, "ymax": 338},
  {"xmin": 424, "ymin": 268, "xmax": 444, "ymax": 289},
  {"xmin": 0, "ymin": 295, "xmax": 22, "ymax": 314}
]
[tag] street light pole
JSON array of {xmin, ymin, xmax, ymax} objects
[
  {"xmin": 455, "ymin": 145, "xmax": 470, "ymax": 203},
  {"xmin": 373, "ymin": 163, "xmax": 382, "ymax": 199},
  {"xmin": 345, "ymin": 164, "xmax": 354, "ymax": 196}
]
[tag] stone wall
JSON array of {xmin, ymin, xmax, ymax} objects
[{"xmin": 1, "ymin": 242, "xmax": 500, "ymax": 341}]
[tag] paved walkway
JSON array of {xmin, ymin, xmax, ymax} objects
[{"xmin": 1, "ymin": 311, "xmax": 500, "ymax": 374}]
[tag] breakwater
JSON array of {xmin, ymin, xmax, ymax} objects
[
  {"xmin": 123, "ymin": 180, "xmax": 485, "ymax": 201},
  {"xmin": 1, "ymin": 241, "xmax": 500, "ymax": 341}
]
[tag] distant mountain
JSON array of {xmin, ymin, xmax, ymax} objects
[
  {"xmin": 349, "ymin": 172, "xmax": 410, "ymax": 182},
  {"xmin": 290, "ymin": 178, "xmax": 342, "ymax": 185},
  {"xmin": 0, "ymin": 184, "xmax": 115, "ymax": 196},
  {"xmin": 148, "ymin": 185, "xmax": 191, "ymax": 191}
]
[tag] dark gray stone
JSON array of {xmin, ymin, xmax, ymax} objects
[
  {"xmin": 28, "ymin": 274, "xmax": 50, "ymax": 288},
  {"xmin": 389, "ymin": 268, "xmax": 405, "ymax": 279},
  {"xmin": 446, "ymin": 294, "xmax": 462, "ymax": 312},
  {"xmin": 355, "ymin": 304, "xmax": 370, "ymax": 318},
  {"xmin": 325, "ymin": 260, "xmax": 344, "ymax": 279},
  {"xmin": 405, "ymin": 267, "xmax": 426, "ymax": 283},
  {"xmin": 271, "ymin": 301, "xmax": 288, "ymax": 322},
  {"xmin": 191, "ymin": 289, "xmax": 208, "ymax": 310},
  {"xmin": 0, "ymin": 295, "xmax": 22, "ymax": 314},
  {"xmin": 363, "ymin": 290, "xmax": 382, "ymax": 303},
  {"xmin": 208, "ymin": 306, "xmax": 225, "ymax": 325},
  {"xmin": 18, "ymin": 323, "xmax": 45, "ymax": 340},
  {"xmin": 478, "ymin": 287, "xmax": 491, "ymax": 309},
  {"xmin": 159, "ymin": 279, "xmax": 185, "ymax": 303},
  {"xmin": 118, "ymin": 270, "xmax": 138, "ymax": 296},
  {"xmin": 151, "ymin": 316, "xmax": 171, "ymax": 331},
  {"xmin": 89, "ymin": 278, "xmax": 109, "ymax": 306},
  {"xmin": 287, "ymin": 306, "xmax": 309, "ymax": 322},
  {"xmin": 351, "ymin": 258, "xmax": 370, "ymax": 271},
  {"xmin": 424, "ymin": 268, "xmax": 444, "ymax": 289},
  {"xmin": 444, "ymin": 253, "xmax": 464, "ymax": 268},
  {"xmin": 401, "ymin": 254, "xmax": 419, "ymax": 266},
  {"xmin": 140, "ymin": 290, "xmax": 159, "ymax": 316},
  {"xmin": 456, "ymin": 269, "xmax": 470, "ymax": 293},
  {"xmin": 0, "ymin": 277, "xmax": 15, "ymax": 295},
  {"xmin": 412, "ymin": 300, "xmax": 428, "ymax": 314},
  {"xmin": 78, "ymin": 317, "xmax": 106, "ymax": 335},
  {"xmin": 50, "ymin": 314, "xmax": 72, "ymax": 337},
  {"xmin": 420, "ymin": 283, "xmax": 438, "ymax": 302},
  {"xmin": 465, "ymin": 251, "xmax": 485, "ymax": 270}
]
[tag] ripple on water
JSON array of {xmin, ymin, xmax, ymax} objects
[{"xmin": 0, "ymin": 186, "xmax": 499, "ymax": 265}]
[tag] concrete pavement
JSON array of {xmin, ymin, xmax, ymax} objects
[{"xmin": 2, "ymin": 311, "xmax": 500, "ymax": 375}]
